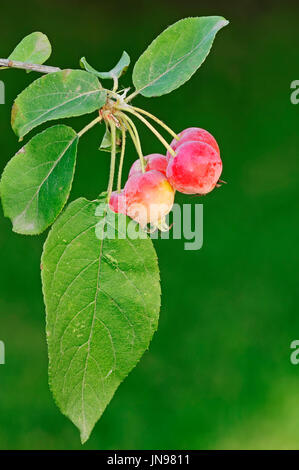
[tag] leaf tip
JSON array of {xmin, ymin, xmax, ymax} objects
[
  {"xmin": 219, "ymin": 17, "xmax": 229, "ymax": 28},
  {"xmin": 79, "ymin": 56, "xmax": 87, "ymax": 69}
]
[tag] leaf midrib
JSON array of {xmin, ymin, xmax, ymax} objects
[
  {"xmin": 13, "ymin": 134, "xmax": 77, "ymax": 229},
  {"xmin": 18, "ymin": 88, "xmax": 102, "ymax": 136},
  {"xmin": 80, "ymin": 207, "xmax": 107, "ymax": 439},
  {"xmin": 135, "ymin": 19, "xmax": 225, "ymax": 94}
]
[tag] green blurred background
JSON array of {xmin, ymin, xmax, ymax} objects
[{"xmin": 1, "ymin": 0, "xmax": 299, "ymax": 450}]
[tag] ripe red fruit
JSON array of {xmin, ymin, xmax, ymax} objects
[
  {"xmin": 109, "ymin": 190, "xmax": 127, "ymax": 215},
  {"xmin": 129, "ymin": 153, "xmax": 168, "ymax": 177},
  {"xmin": 167, "ymin": 127, "xmax": 220, "ymax": 160},
  {"xmin": 124, "ymin": 170, "xmax": 174, "ymax": 228},
  {"xmin": 166, "ymin": 141, "xmax": 222, "ymax": 195}
]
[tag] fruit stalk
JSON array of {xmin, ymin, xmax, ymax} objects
[
  {"xmin": 119, "ymin": 107, "xmax": 176, "ymax": 157},
  {"xmin": 127, "ymin": 106, "xmax": 179, "ymax": 140},
  {"xmin": 107, "ymin": 122, "xmax": 117, "ymax": 202},
  {"xmin": 117, "ymin": 124, "xmax": 126, "ymax": 193},
  {"xmin": 116, "ymin": 112, "xmax": 146, "ymax": 173}
]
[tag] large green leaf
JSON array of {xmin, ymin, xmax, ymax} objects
[
  {"xmin": 8, "ymin": 32, "xmax": 52, "ymax": 65},
  {"xmin": 41, "ymin": 197, "xmax": 161, "ymax": 443},
  {"xmin": 132, "ymin": 16, "xmax": 229, "ymax": 97},
  {"xmin": 0, "ymin": 125, "xmax": 78, "ymax": 235},
  {"xmin": 12, "ymin": 70, "xmax": 106, "ymax": 138}
]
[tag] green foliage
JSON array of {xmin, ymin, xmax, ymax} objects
[
  {"xmin": 96, "ymin": 51, "xmax": 130, "ymax": 80},
  {"xmin": 132, "ymin": 16, "xmax": 228, "ymax": 97},
  {"xmin": 41, "ymin": 196, "xmax": 160, "ymax": 443},
  {"xmin": 8, "ymin": 31, "xmax": 51, "ymax": 65},
  {"xmin": 12, "ymin": 70, "xmax": 106, "ymax": 138},
  {"xmin": 80, "ymin": 51, "xmax": 130, "ymax": 81},
  {"xmin": 79, "ymin": 57, "xmax": 104, "ymax": 81},
  {"xmin": 0, "ymin": 125, "xmax": 78, "ymax": 235},
  {"xmin": 0, "ymin": 15, "xmax": 228, "ymax": 443}
]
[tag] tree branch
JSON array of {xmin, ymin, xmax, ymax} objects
[{"xmin": 0, "ymin": 59, "xmax": 61, "ymax": 74}]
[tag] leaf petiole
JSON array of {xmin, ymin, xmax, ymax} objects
[
  {"xmin": 112, "ymin": 77, "xmax": 118, "ymax": 93},
  {"xmin": 124, "ymin": 89, "xmax": 139, "ymax": 103},
  {"xmin": 77, "ymin": 115, "xmax": 103, "ymax": 138}
]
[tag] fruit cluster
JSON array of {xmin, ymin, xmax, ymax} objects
[{"xmin": 109, "ymin": 127, "xmax": 223, "ymax": 230}]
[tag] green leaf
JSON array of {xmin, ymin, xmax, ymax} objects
[
  {"xmin": 80, "ymin": 51, "xmax": 130, "ymax": 80},
  {"xmin": 12, "ymin": 70, "xmax": 106, "ymax": 138},
  {"xmin": 8, "ymin": 32, "xmax": 52, "ymax": 65},
  {"xmin": 41, "ymin": 196, "xmax": 160, "ymax": 443},
  {"xmin": 79, "ymin": 57, "xmax": 103, "ymax": 80},
  {"xmin": 0, "ymin": 125, "xmax": 78, "ymax": 235},
  {"xmin": 132, "ymin": 16, "xmax": 229, "ymax": 97},
  {"xmin": 97, "ymin": 51, "xmax": 130, "ymax": 80},
  {"xmin": 99, "ymin": 125, "xmax": 122, "ymax": 153}
]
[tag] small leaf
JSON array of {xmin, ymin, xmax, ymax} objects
[
  {"xmin": 79, "ymin": 57, "xmax": 103, "ymax": 80},
  {"xmin": 0, "ymin": 125, "xmax": 78, "ymax": 235},
  {"xmin": 99, "ymin": 125, "xmax": 122, "ymax": 153},
  {"xmin": 12, "ymin": 70, "xmax": 107, "ymax": 138},
  {"xmin": 41, "ymin": 196, "xmax": 160, "ymax": 443},
  {"xmin": 80, "ymin": 51, "xmax": 130, "ymax": 80},
  {"xmin": 97, "ymin": 51, "xmax": 130, "ymax": 80},
  {"xmin": 8, "ymin": 32, "xmax": 52, "ymax": 65},
  {"xmin": 132, "ymin": 16, "xmax": 229, "ymax": 97}
]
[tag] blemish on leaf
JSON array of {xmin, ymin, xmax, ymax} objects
[
  {"xmin": 11, "ymin": 102, "xmax": 18, "ymax": 128},
  {"xmin": 103, "ymin": 253, "xmax": 118, "ymax": 269},
  {"xmin": 62, "ymin": 69, "xmax": 72, "ymax": 81},
  {"xmin": 16, "ymin": 146, "xmax": 25, "ymax": 155},
  {"xmin": 105, "ymin": 369, "xmax": 113, "ymax": 379}
]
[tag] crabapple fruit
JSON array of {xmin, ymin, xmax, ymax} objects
[
  {"xmin": 109, "ymin": 190, "xmax": 127, "ymax": 215},
  {"xmin": 166, "ymin": 141, "xmax": 222, "ymax": 195},
  {"xmin": 167, "ymin": 127, "xmax": 220, "ymax": 160},
  {"xmin": 124, "ymin": 170, "xmax": 174, "ymax": 228},
  {"xmin": 129, "ymin": 153, "xmax": 168, "ymax": 177}
]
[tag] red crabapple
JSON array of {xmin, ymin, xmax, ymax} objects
[
  {"xmin": 129, "ymin": 153, "xmax": 168, "ymax": 177},
  {"xmin": 124, "ymin": 170, "xmax": 174, "ymax": 228},
  {"xmin": 167, "ymin": 127, "xmax": 220, "ymax": 160},
  {"xmin": 109, "ymin": 190, "xmax": 127, "ymax": 215},
  {"xmin": 166, "ymin": 141, "xmax": 222, "ymax": 195}
]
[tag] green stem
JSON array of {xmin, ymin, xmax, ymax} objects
[
  {"xmin": 118, "ymin": 107, "xmax": 176, "ymax": 157},
  {"xmin": 112, "ymin": 76, "xmax": 118, "ymax": 93},
  {"xmin": 77, "ymin": 115, "xmax": 102, "ymax": 138},
  {"xmin": 124, "ymin": 89, "xmax": 140, "ymax": 103},
  {"xmin": 116, "ymin": 112, "xmax": 146, "ymax": 172},
  {"xmin": 117, "ymin": 123, "xmax": 126, "ymax": 193},
  {"xmin": 107, "ymin": 121, "xmax": 116, "ymax": 202}
]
